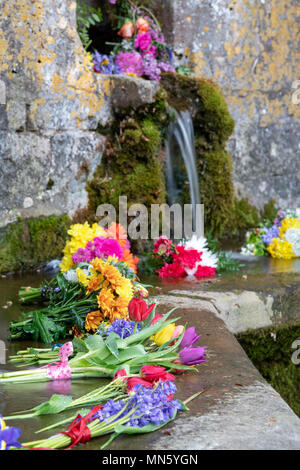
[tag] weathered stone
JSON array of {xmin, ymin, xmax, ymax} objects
[
  {"xmin": 161, "ymin": 0, "xmax": 300, "ymax": 209},
  {"xmin": 110, "ymin": 75, "xmax": 160, "ymax": 109}
]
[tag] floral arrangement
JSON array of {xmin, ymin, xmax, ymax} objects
[
  {"xmin": 9, "ymin": 222, "xmax": 141, "ymax": 343},
  {"xmin": 92, "ymin": 2, "xmax": 175, "ymax": 81},
  {"xmin": 241, "ymin": 208, "xmax": 300, "ymax": 259},
  {"xmin": 2, "ymin": 301, "xmax": 205, "ymax": 384},
  {"xmin": 141, "ymin": 235, "xmax": 219, "ymax": 279}
]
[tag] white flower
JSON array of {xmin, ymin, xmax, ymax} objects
[
  {"xmin": 181, "ymin": 235, "xmax": 208, "ymax": 253},
  {"xmin": 63, "ymin": 269, "xmax": 79, "ymax": 283},
  {"xmin": 285, "ymin": 228, "xmax": 300, "ymax": 257},
  {"xmin": 180, "ymin": 235, "xmax": 218, "ymax": 275}
]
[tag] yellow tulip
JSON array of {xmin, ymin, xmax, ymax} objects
[{"xmin": 153, "ymin": 323, "xmax": 175, "ymax": 346}]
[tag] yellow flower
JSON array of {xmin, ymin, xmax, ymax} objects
[
  {"xmin": 267, "ymin": 238, "xmax": 294, "ymax": 259},
  {"xmin": 279, "ymin": 218, "xmax": 300, "ymax": 238},
  {"xmin": 85, "ymin": 310, "xmax": 103, "ymax": 331},
  {"xmin": 115, "ymin": 277, "xmax": 134, "ymax": 303},
  {"xmin": 76, "ymin": 268, "xmax": 89, "ymax": 287},
  {"xmin": 60, "ymin": 223, "xmax": 105, "ymax": 273},
  {"xmin": 153, "ymin": 323, "xmax": 175, "ymax": 346},
  {"xmin": 97, "ymin": 287, "xmax": 115, "ymax": 314}
]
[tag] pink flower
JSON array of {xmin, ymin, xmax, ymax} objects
[
  {"xmin": 172, "ymin": 245, "xmax": 202, "ymax": 269},
  {"xmin": 195, "ymin": 265, "xmax": 216, "ymax": 278},
  {"xmin": 153, "ymin": 236, "xmax": 172, "ymax": 256},
  {"xmin": 134, "ymin": 33, "xmax": 152, "ymax": 51},
  {"xmin": 158, "ymin": 262, "xmax": 186, "ymax": 278},
  {"xmin": 115, "ymin": 52, "xmax": 144, "ymax": 76},
  {"xmin": 118, "ymin": 22, "xmax": 134, "ymax": 39}
]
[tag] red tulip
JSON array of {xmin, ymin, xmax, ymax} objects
[
  {"xmin": 140, "ymin": 365, "xmax": 175, "ymax": 383},
  {"xmin": 127, "ymin": 377, "xmax": 153, "ymax": 393},
  {"xmin": 113, "ymin": 368, "xmax": 128, "ymax": 383},
  {"xmin": 150, "ymin": 313, "xmax": 163, "ymax": 325},
  {"xmin": 128, "ymin": 298, "xmax": 155, "ymax": 322}
]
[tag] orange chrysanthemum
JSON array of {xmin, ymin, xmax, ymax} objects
[
  {"xmin": 122, "ymin": 249, "xmax": 139, "ymax": 274},
  {"xmin": 97, "ymin": 287, "xmax": 115, "ymax": 314},
  {"xmin": 85, "ymin": 310, "xmax": 103, "ymax": 331}
]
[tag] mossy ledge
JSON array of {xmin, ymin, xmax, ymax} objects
[
  {"xmin": 237, "ymin": 323, "xmax": 300, "ymax": 417},
  {"xmin": 0, "ymin": 215, "xmax": 70, "ymax": 274}
]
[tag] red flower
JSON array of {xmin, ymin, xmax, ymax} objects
[
  {"xmin": 158, "ymin": 262, "xmax": 186, "ymax": 278},
  {"xmin": 127, "ymin": 377, "xmax": 153, "ymax": 393},
  {"xmin": 195, "ymin": 265, "xmax": 216, "ymax": 278},
  {"xmin": 140, "ymin": 365, "xmax": 175, "ymax": 383},
  {"xmin": 113, "ymin": 368, "xmax": 128, "ymax": 382},
  {"xmin": 172, "ymin": 245, "xmax": 202, "ymax": 269},
  {"xmin": 128, "ymin": 298, "xmax": 156, "ymax": 322},
  {"xmin": 150, "ymin": 313, "xmax": 163, "ymax": 325}
]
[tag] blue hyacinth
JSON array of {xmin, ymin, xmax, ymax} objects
[
  {"xmin": 262, "ymin": 225, "xmax": 280, "ymax": 245},
  {"xmin": 92, "ymin": 381, "xmax": 182, "ymax": 429},
  {"xmin": 102, "ymin": 318, "xmax": 141, "ymax": 339}
]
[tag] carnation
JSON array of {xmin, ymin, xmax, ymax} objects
[
  {"xmin": 134, "ymin": 33, "xmax": 152, "ymax": 51},
  {"xmin": 115, "ymin": 52, "xmax": 144, "ymax": 76}
]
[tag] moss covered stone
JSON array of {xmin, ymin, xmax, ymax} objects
[
  {"xmin": 87, "ymin": 91, "xmax": 168, "ymax": 225},
  {"xmin": 237, "ymin": 323, "xmax": 300, "ymax": 417},
  {"xmin": 0, "ymin": 215, "xmax": 70, "ymax": 273}
]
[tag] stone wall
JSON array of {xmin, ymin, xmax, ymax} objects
[
  {"xmin": 0, "ymin": 0, "xmax": 113, "ymax": 228},
  {"xmin": 161, "ymin": 0, "xmax": 300, "ymax": 209}
]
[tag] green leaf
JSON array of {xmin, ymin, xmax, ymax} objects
[
  {"xmin": 32, "ymin": 312, "xmax": 56, "ymax": 344},
  {"xmin": 72, "ymin": 337, "xmax": 89, "ymax": 353},
  {"xmin": 105, "ymin": 333, "xmax": 120, "ymax": 359},
  {"xmin": 105, "ymin": 345, "xmax": 146, "ymax": 365},
  {"xmin": 33, "ymin": 394, "xmax": 73, "ymax": 416},
  {"xmin": 85, "ymin": 335, "xmax": 105, "ymax": 351}
]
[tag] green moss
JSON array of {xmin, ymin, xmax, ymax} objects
[
  {"xmin": 87, "ymin": 92, "xmax": 168, "ymax": 228},
  {"xmin": 261, "ymin": 199, "xmax": 278, "ymax": 224},
  {"xmin": 237, "ymin": 323, "xmax": 300, "ymax": 417},
  {"xmin": 225, "ymin": 198, "xmax": 261, "ymax": 237},
  {"xmin": 0, "ymin": 215, "xmax": 70, "ymax": 273}
]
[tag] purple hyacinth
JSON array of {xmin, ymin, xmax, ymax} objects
[
  {"xmin": 261, "ymin": 225, "xmax": 279, "ymax": 245},
  {"xmin": 104, "ymin": 319, "xmax": 141, "ymax": 339},
  {"xmin": 93, "ymin": 381, "xmax": 182, "ymax": 428}
]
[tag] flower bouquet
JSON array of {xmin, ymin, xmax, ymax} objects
[
  {"xmin": 92, "ymin": 2, "xmax": 175, "ymax": 82},
  {"xmin": 21, "ymin": 380, "xmax": 191, "ymax": 450},
  {"xmin": 0, "ymin": 302, "xmax": 206, "ymax": 384},
  {"xmin": 139, "ymin": 234, "xmax": 240, "ymax": 279},
  {"xmin": 241, "ymin": 209, "xmax": 300, "ymax": 259},
  {"xmin": 9, "ymin": 222, "xmax": 141, "ymax": 343}
]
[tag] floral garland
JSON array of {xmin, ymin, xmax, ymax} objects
[{"xmin": 241, "ymin": 208, "xmax": 300, "ymax": 259}]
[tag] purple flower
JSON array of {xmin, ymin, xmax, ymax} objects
[
  {"xmin": 134, "ymin": 33, "xmax": 152, "ymax": 52},
  {"xmin": 115, "ymin": 52, "xmax": 144, "ymax": 76},
  {"xmin": 108, "ymin": 0, "xmax": 117, "ymax": 4},
  {"xmin": 158, "ymin": 62, "xmax": 176, "ymax": 73},
  {"xmin": 103, "ymin": 318, "xmax": 141, "ymax": 339},
  {"xmin": 179, "ymin": 346, "xmax": 206, "ymax": 366},
  {"xmin": 180, "ymin": 327, "xmax": 202, "ymax": 349},
  {"xmin": 94, "ymin": 381, "xmax": 182, "ymax": 429},
  {"xmin": 277, "ymin": 210, "xmax": 286, "ymax": 218},
  {"xmin": 93, "ymin": 52, "xmax": 122, "ymax": 75},
  {"xmin": 0, "ymin": 416, "xmax": 22, "ymax": 450},
  {"xmin": 261, "ymin": 225, "xmax": 279, "ymax": 245}
]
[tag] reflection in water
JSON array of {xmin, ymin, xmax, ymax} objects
[{"xmin": 47, "ymin": 378, "xmax": 72, "ymax": 395}]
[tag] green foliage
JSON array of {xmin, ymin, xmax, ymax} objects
[
  {"xmin": 76, "ymin": 0, "xmax": 102, "ymax": 50},
  {"xmin": 237, "ymin": 324, "xmax": 300, "ymax": 417},
  {"xmin": 206, "ymin": 233, "xmax": 241, "ymax": 272},
  {"xmin": 0, "ymin": 215, "xmax": 70, "ymax": 274},
  {"xmin": 176, "ymin": 65, "xmax": 192, "ymax": 76},
  {"xmin": 260, "ymin": 199, "xmax": 278, "ymax": 226},
  {"xmin": 226, "ymin": 198, "xmax": 261, "ymax": 237}
]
